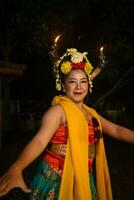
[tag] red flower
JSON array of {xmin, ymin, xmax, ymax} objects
[{"xmin": 71, "ymin": 61, "xmax": 85, "ymax": 69}]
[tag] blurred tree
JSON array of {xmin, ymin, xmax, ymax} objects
[{"xmin": 0, "ymin": 0, "xmax": 133, "ymax": 106}]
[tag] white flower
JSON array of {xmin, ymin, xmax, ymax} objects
[
  {"xmin": 71, "ymin": 52, "xmax": 84, "ymax": 63},
  {"xmin": 67, "ymin": 48, "xmax": 77, "ymax": 54},
  {"xmin": 83, "ymin": 52, "xmax": 88, "ymax": 56}
]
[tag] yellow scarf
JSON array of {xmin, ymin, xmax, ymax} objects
[{"xmin": 52, "ymin": 95, "xmax": 113, "ymax": 200}]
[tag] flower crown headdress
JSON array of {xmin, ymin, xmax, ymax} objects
[
  {"xmin": 49, "ymin": 35, "xmax": 107, "ymax": 92},
  {"xmin": 52, "ymin": 48, "xmax": 94, "ymax": 91}
]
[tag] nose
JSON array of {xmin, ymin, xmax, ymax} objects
[{"xmin": 76, "ymin": 82, "xmax": 81, "ymax": 89}]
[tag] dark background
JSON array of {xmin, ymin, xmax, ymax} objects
[{"xmin": 0, "ymin": 0, "xmax": 134, "ymax": 199}]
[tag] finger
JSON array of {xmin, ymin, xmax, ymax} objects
[
  {"xmin": 0, "ymin": 174, "xmax": 7, "ymax": 184},
  {"xmin": 0, "ymin": 190, "xmax": 7, "ymax": 197},
  {"xmin": 18, "ymin": 179, "xmax": 31, "ymax": 193},
  {"xmin": 0, "ymin": 185, "xmax": 10, "ymax": 197},
  {"xmin": 0, "ymin": 180, "xmax": 8, "ymax": 192},
  {"xmin": 21, "ymin": 186, "xmax": 31, "ymax": 193}
]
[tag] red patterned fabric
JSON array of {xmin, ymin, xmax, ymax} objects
[
  {"xmin": 71, "ymin": 61, "xmax": 85, "ymax": 68},
  {"xmin": 43, "ymin": 121, "xmax": 95, "ymax": 176}
]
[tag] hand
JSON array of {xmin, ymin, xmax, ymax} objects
[{"xmin": 0, "ymin": 167, "xmax": 31, "ymax": 197}]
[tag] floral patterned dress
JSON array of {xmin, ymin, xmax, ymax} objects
[{"xmin": 29, "ymin": 117, "xmax": 102, "ymax": 200}]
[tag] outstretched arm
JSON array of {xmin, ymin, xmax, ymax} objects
[
  {"xmin": 9, "ymin": 105, "xmax": 63, "ymax": 171},
  {"xmin": 99, "ymin": 114, "xmax": 134, "ymax": 143},
  {"xmin": 0, "ymin": 104, "xmax": 64, "ymax": 197}
]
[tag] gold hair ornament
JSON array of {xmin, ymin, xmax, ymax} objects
[{"xmin": 49, "ymin": 35, "xmax": 107, "ymax": 91}]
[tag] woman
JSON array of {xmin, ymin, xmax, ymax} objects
[{"xmin": 0, "ymin": 48, "xmax": 134, "ymax": 200}]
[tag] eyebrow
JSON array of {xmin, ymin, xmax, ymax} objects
[{"xmin": 68, "ymin": 77, "xmax": 87, "ymax": 80}]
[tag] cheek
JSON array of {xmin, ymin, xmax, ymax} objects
[
  {"xmin": 66, "ymin": 86, "xmax": 73, "ymax": 93},
  {"xmin": 84, "ymin": 84, "xmax": 89, "ymax": 91},
  {"xmin": 64, "ymin": 84, "xmax": 72, "ymax": 93},
  {"xmin": 83, "ymin": 85, "xmax": 89, "ymax": 96},
  {"xmin": 64, "ymin": 83, "xmax": 74, "ymax": 92}
]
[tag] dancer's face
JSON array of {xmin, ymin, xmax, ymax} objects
[{"xmin": 63, "ymin": 69, "xmax": 89, "ymax": 104}]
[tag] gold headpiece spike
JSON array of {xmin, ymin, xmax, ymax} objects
[
  {"xmin": 91, "ymin": 45, "xmax": 107, "ymax": 80},
  {"xmin": 100, "ymin": 46, "xmax": 103, "ymax": 52},
  {"xmin": 54, "ymin": 34, "xmax": 61, "ymax": 46},
  {"xmin": 49, "ymin": 34, "xmax": 63, "ymax": 91},
  {"xmin": 49, "ymin": 34, "xmax": 62, "ymax": 65}
]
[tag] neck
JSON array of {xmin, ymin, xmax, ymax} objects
[{"xmin": 75, "ymin": 102, "xmax": 83, "ymax": 110}]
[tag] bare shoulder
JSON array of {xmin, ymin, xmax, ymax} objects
[
  {"xmin": 41, "ymin": 104, "xmax": 66, "ymax": 126},
  {"xmin": 33, "ymin": 104, "xmax": 67, "ymax": 148}
]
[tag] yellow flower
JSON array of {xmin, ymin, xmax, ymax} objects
[
  {"xmin": 61, "ymin": 61, "xmax": 72, "ymax": 74},
  {"xmin": 84, "ymin": 62, "xmax": 93, "ymax": 75}
]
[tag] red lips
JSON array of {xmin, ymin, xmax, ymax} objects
[{"xmin": 73, "ymin": 92, "xmax": 83, "ymax": 95}]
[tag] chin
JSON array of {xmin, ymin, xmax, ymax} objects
[{"xmin": 71, "ymin": 97, "xmax": 85, "ymax": 103}]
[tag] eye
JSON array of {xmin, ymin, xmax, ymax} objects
[
  {"xmin": 68, "ymin": 80, "xmax": 76, "ymax": 83},
  {"xmin": 81, "ymin": 80, "xmax": 88, "ymax": 83}
]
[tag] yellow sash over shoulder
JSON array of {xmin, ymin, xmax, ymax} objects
[{"xmin": 52, "ymin": 95, "xmax": 113, "ymax": 200}]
